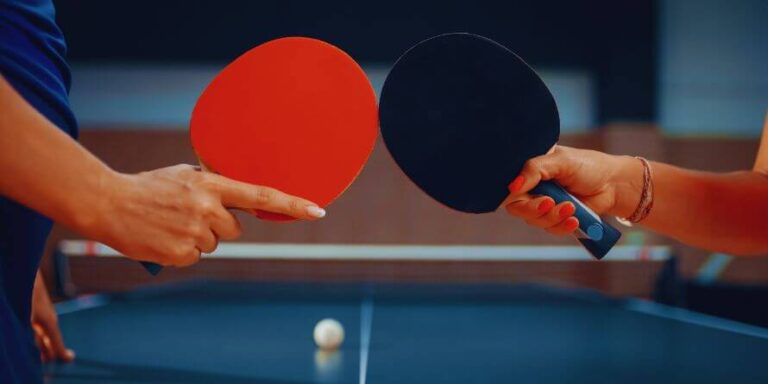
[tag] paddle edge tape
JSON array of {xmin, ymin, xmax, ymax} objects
[
  {"xmin": 379, "ymin": 32, "xmax": 560, "ymax": 213},
  {"xmin": 189, "ymin": 36, "xmax": 378, "ymax": 222}
]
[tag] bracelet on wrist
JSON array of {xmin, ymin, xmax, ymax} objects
[{"xmin": 616, "ymin": 156, "xmax": 654, "ymax": 227}]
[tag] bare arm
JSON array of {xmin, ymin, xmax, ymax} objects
[
  {"xmin": 753, "ymin": 113, "xmax": 768, "ymax": 174},
  {"xmin": 506, "ymin": 114, "xmax": 768, "ymax": 256},
  {"xmin": 633, "ymin": 163, "xmax": 768, "ymax": 255},
  {"xmin": 639, "ymin": 113, "xmax": 768, "ymax": 254},
  {"xmin": 0, "ymin": 75, "xmax": 325, "ymax": 266},
  {"xmin": 0, "ymin": 75, "xmax": 115, "ymax": 231}
]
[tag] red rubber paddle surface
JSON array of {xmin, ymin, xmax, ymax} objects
[{"xmin": 190, "ymin": 37, "xmax": 378, "ymax": 220}]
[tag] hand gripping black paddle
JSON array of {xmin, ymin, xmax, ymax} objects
[{"xmin": 379, "ymin": 33, "xmax": 621, "ymax": 259}]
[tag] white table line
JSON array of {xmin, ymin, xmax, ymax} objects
[
  {"xmin": 59, "ymin": 241, "xmax": 672, "ymax": 261},
  {"xmin": 359, "ymin": 299, "xmax": 374, "ymax": 384}
]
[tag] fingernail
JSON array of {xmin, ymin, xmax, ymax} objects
[
  {"xmin": 559, "ymin": 203, "xmax": 575, "ymax": 219},
  {"xmin": 306, "ymin": 206, "xmax": 326, "ymax": 218},
  {"xmin": 565, "ymin": 217, "xmax": 579, "ymax": 231},
  {"xmin": 508, "ymin": 176, "xmax": 525, "ymax": 193},
  {"xmin": 66, "ymin": 349, "xmax": 76, "ymax": 360},
  {"xmin": 537, "ymin": 199, "xmax": 555, "ymax": 213}
]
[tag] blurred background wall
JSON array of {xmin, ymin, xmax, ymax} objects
[{"xmin": 43, "ymin": 0, "xmax": 768, "ymax": 296}]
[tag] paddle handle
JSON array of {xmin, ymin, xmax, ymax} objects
[
  {"xmin": 530, "ymin": 181, "xmax": 621, "ymax": 259},
  {"xmin": 141, "ymin": 262, "xmax": 163, "ymax": 275}
]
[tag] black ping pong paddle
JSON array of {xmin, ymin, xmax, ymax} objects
[{"xmin": 379, "ymin": 33, "xmax": 621, "ymax": 259}]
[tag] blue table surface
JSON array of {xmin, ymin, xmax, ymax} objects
[{"xmin": 45, "ymin": 281, "xmax": 768, "ymax": 384}]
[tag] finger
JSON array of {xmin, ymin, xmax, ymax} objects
[
  {"xmin": 195, "ymin": 228, "xmax": 218, "ymax": 255},
  {"xmin": 41, "ymin": 334, "xmax": 52, "ymax": 358},
  {"xmin": 153, "ymin": 239, "xmax": 203, "ymax": 267},
  {"xmin": 32, "ymin": 324, "xmax": 51, "ymax": 362},
  {"xmin": 504, "ymin": 196, "xmax": 555, "ymax": 222},
  {"xmin": 36, "ymin": 335, "xmax": 51, "ymax": 362},
  {"xmin": 527, "ymin": 201, "xmax": 576, "ymax": 228},
  {"xmin": 546, "ymin": 216, "xmax": 580, "ymax": 236},
  {"xmin": 507, "ymin": 146, "xmax": 569, "ymax": 196},
  {"xmin": 209, "ymin": 208, "xmax": 242, "ymax": 241},
  {"xmin": 211, "ymin": 175, "xmax": 325, "ymax": 220},
  {"xmin": 42, "ymin": 319, "xmax": 75, "ymax": 362},
  {"xmin": 174, "ymin": 246, "xmax": 202, "ymax": 268}
]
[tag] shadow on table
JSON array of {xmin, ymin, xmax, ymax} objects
[{"xmin": 44, "ymin": 358, "xmax": 308, "ymax": 384}]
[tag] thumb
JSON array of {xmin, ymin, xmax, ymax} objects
[{"xmin": 508, "ymin": 146, "xmax": 570, "ymax": 196}]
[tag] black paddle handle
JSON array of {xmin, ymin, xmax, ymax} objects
[
  {"xmin": 140, "ymin": 262, "xmax": 163, "ymax": 275},
  {"xmin": 530, "ymin": 181, "xmax": 621, "ymax": 259}
]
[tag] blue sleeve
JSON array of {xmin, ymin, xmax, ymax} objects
[{"xmin": 0, "ymin": 1, "xmax": 77, "ymax": 383}]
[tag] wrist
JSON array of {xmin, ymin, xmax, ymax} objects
[
  {"xmin": 607, "ymin": 155, "xmax": 645, "ymax": 218},
  {"xmin": 68, "ymin": 167, "xmax": 127, "ymax": 237}
]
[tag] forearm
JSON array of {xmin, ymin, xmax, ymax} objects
[
  {"xmin": 0, "ymin": 76, "xmax": 116, "ymax": 231},
  {"xmin": 609, "ymin": 157, "xmax": 768, "ymax": 255}
]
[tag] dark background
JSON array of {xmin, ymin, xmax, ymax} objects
[{"xmin": 57, "ymin": 0, "xmax": 657, "ymax": 123}]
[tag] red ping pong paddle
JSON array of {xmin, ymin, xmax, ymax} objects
[
  {"xmin": 141, "ymin": 37, "xmax": 378, "ymax": 275},
  {"xmin": 191, "ymin": 37, "xmax": 378, "ymax": 220}
]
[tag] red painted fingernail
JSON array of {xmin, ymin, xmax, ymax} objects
[
  {"xmin": 565, "ymin": 217, "xmax": 579, "ymax": 231},
  {"xmin": 559, "ymin": 203, "xmax": 576, "ymax": 219},
  {"xmin": 508, "ymin": 176, "xmax": 525, "ymax": 193},
  {"xmin": 537, "ymin": 199, "xmax": 555, "ymax": 213}
]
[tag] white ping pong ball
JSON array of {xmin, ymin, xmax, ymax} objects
[{"xmin": 313, "ymin": 318, "xmax": 345, "ymax": 350}]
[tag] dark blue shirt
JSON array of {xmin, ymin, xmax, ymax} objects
[{"xmin": 0, "ymin": 1, "xmax": 78, "ymax": 382}]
